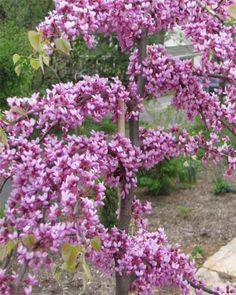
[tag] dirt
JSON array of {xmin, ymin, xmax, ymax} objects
[
  {"xmin": 146, "ymin": 167, "xmax": 236, "ymax": 259},
  {"xmin": 34, "ymin": 165, "xmax": 236, "ymax": 295}
]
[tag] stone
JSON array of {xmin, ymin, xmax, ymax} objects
[
  {"xmin": 190, "ymin": 239, "xmax": 236, "ymax": 294},
  {"xmin": 196, "ymin": 268, "xmax": 226, "ymax": 287},
  {"xmin": 189, "ymin": 268, "xmax": 227, "ymax": 295},
  {"xmin": 203, "ymin": 238, "xmax": 236, "ymax": 278}
]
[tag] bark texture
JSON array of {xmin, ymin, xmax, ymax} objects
[{"xmin": 116, "ymin": 30, "xmax": 148, "ymax": 295}]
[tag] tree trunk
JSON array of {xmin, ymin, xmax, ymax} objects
[{"xmin": 115, "ymin": 30, "xmax": 148, "ymax": 295}]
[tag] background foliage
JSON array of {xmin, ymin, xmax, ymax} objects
[
  {"xmin": 0, "ymin": 0, "xmax": 53, "ymax": 27},
  {"xmin": 0, "ymin": 21, "xmax": 32, "ymax": 107},
  {"xmin": 0, "ymin": 1, "xmax": 54, "ymax": 106}
]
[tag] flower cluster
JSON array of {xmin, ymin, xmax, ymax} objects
[
  {"xmin": 39, "ymin": 0, "xmax": 187, "ymax": 51},
  {"xmin": 140, "ymin": 127, "xmax": 201, "ymax": 169},
  {"xmin": 128, "ymin": 44, "xmax": 236, "ymax": 134},
  {"xmin": 0, "ymin": 0, "xmax": 236, "ymax": 294},
  {"xmin": 4, "ymin": 75, "xmax": 130, "ymax": 141},
  {"xmin": 108, "ymin": 134, "xmax": 141, "ymax": 197},
  {"xmin": 38, "ymin": 0, "xmax": 236, "ymax": 60},
  {"xmin": 1, "ymin": 102, "xmax": 235, "ymax": 295},
  {"xmin": 1, "ymin": 72, "xmax": 236, "ymax": 294},
  {"xmin": 131, "ymin": 198, "xmax": 152, "ymax": 228},
  {"xmin": 0, "ymin": 270, "xmax": 15, "ymax": 295},
  {"xmin": 0, "ymin": 128, "xmax": 202, "ymax": 294},
  {"xmin": 181, "ymin": 0, "xmax": 236, "ymax": 61}
]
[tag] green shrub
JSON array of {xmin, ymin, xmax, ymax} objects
[
  {"xmin": 139, "ymin": 176, "xmax": 162, "ymax": 195},
  {"xmin": 213, "ymin": 177, "xmax": 235, "ymax": 195},
  {"xmin": 0, "ymin": 21, "xmax": 33, "ymax": 107},
  {"xmin": 191, "ymin": 245, "xmax": 205, "ymax": 258},
  {"xmin": 77, "ymin": 117, "xmax": 116, "ymax": 136},
  {"xmin": 138, "ymin": 155, "xmax": 199, "ymax": 196},
  {"xmin": 72, "ymin": 34, "xmax": 130, "ymax": 83},
  {"xmin": 0, "ymin": 0, "xmax": 53, "ymax": 28},
  {"xmin": 99, "ymin": 187, "xmax": 119, "ymax": 228},
  {"xmin": 178, "ymin": 206, "xmax": 190, "ymax": 219}
]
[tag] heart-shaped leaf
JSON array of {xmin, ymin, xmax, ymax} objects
[
  {"xmin": 91, "ymin": 236, "xmax": 102, "ymax": 251},
  {"xmin": 22, "ymin": 235, "xmax": 36, "ymax": 250},
  {"xmin": 0, "ymin": 127, "xmax": 8, "ymax": 145},
  {"xmin": 28, "ymin": 31, "xmax": 41, "ymax": 52},
  {"xmin": 30, "ymin": 58, "xmax": 41, "ymax": 70},
  {"xmin": 55, "ymin": 38, "xmax": 71, "ymax": 55},
  {"xmin": 13, "ymin": 54, "xmax": 21, "ymax": 65}
]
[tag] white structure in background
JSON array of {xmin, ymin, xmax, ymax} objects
[
  {"xmin": 165, "ymin": 26, "xmax": 201, "ymax": 67},
  {"xmin": 141, "ymin": 27, "xmax": 201, "ymax": 125}
]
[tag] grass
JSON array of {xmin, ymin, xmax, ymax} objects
[
  {"xmin": 178, "ymin": 206, "xmax": 190, "ymax": 219},
  {"xmin": 191, "ymin": 245, "xmax": 205, "ymax": 258}
]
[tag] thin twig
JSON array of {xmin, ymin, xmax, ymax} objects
[
  {"xmin": 14, "ymin": 108, "xmax": 42, "ymax": 124},
  {"xmin": 0, "ymin": 175, "xmax": 11, "ymax": 195},
  {"xmin": 2, "ymin": 246, "xmax": 18, "ymax": 273},
  {"xmin": 2, "ymin": 250, "xmax": 13, "ymax": 270},
  {"xmin": 195, "ymin": 0, "xmax": 225, "ymax": 22},
  {"xmin": 13, "ymin": 94, "xmax": 91, "ymax": 126},
  {"xmin": 193, "ymin": 71, "xmax": 235, "ymax": 83},
  {"xmin": 39, "ymin": 122, "xmax": 59, "ymax": 143},
  {"xmin": 221, "ymin": 119, "xmax": 235, "ymax": 136},
  {"xmin": 198, "ymin": 106, "xmax": 211, "ymax": 133},
  {"xmin": 48, "ymin": 66, "xmax": 62, "ymax": 83},
  {"xmin": 185, "ymin": 278, "xmax": 220, "ymax": 295},
  {"xmin": 15, "ymin": 261, "xmax": 28, "ymax": 289}
]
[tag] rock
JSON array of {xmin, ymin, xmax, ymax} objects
[
  {"xmin": 196, "ymin": 268, "xmax": 226, "ymax": 287},
  {"xmin": 190, "ymin": 239, "xmax": 236, "ymax": 294},
  {"xmin": 203, "ymin": 238, "xmax": 236, "ymax": 278},
  {"xmin": 189, "ymin": 268, "xmax": 227, "ymax": 295}
]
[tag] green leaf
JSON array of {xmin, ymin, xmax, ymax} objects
[
  {"xmin": 0, "ymin": 113, "xmax": 12, "ymax": 125},
  {"xmin": 30, "ymin": 58, "xmax": 41, "ymax": 70},
  {"xmin": 80, "ymin": 255, "xmax": 92, "ymax": 290},
  {"xmin": 42, "ymin": 55, "xmax": 50, "ymax": 67},
  {"xmin": 0, "ymin": 127, "xmax": 8, "ymax": 145},
  {"xmin": 52, "ymin": 265, "xmax": 62, "ymax": 283},
  {"xmin": 61, "ymin": 261, "xmax": 77, "ymax": 273},
  {"xmin": 22, "ymin": 235, "xmax": 36, "ymax": 250},
  {"xmin": 39, "ymin": 55, "xmax": 44, "ymax": 73},
  {"xmin": 13, "ymin": 54, "xmax": 21, "ymax": 65},
  {"xmin": 80, "ymin": 255, "xmax": 91, "ymax": 281},
  {"xmin": 11, "ymin": 106, "xmax": 28, "ymax": 117},
  {"xmin": 228, "ymin": 4, "xmax": 236, "ymax": 19},
  {"xmin": 61, "ymin": 243, "xmax": 83, "ymax": 272},
  {"xmin": 55, "ymin": 38, "xmax": 71, "ymax": 55},
  {"xmin": 90, "ymin": 236, "xmax": 102, "ymax": 251},
  {"xmin": 14, "ymin": 64, "xmax": 22, "ymax": 76},
  {"xmin": 0, "ymin": 240, "xmax": 17, "ymax": 262},
  {"xmin": 28, "ymin": 31, "xmax": 41, "ymax": 52}
]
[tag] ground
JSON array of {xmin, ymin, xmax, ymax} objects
[{"xmin": 34, "ymin": 164, "xmax": 236, "ymax": 295}]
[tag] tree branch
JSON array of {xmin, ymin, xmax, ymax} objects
[
  {"xmin": 0, "ymin": 175, "xmax": 11, "ymax": 195},
  {"xmin": 185, "ymin": 278, "xmax": 220, "ymax": 295},
  {"xmin": 118, "ymin": 30, "xmax": 148, "ymax": 232},
  {"xmin": 48, "ymin": 66, "xmax": 62, "ymax": 82},
  {"xmin": 116, "ymin": 30, "xmax": 148, "ymax": 295},
  {"xmin": 15, "ymin": 261, "xmax": 28, "ymax": 291},
  {"xmin": 221, "ymin": 119, "xmax": 235, "ymax": 136},
  {"xmin": 193, "ymin": 71, "xmax": 235, "ymax": 83},
  {"xmin": 195, "ymin": 0, "xmax": 225, "ymax": 23},
  {"xmin": 39, "ymin": 122, "xmax": 59, "ymax": 143}
]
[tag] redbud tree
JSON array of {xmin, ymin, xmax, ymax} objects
[{"xmin": 0, "ymin": 1, "xmax": 236, "ymax": 294}]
